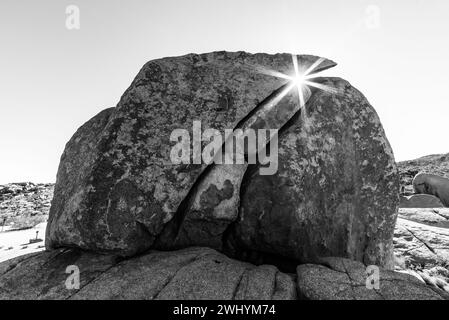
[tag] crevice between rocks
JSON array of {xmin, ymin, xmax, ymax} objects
[
  {"xmin": 152, "ymin": 251, "xmax": 216, "ymax": 300},
  {"xmin": 231, "ymin": 267, "xmax": 250, "ymax": 300},
  {"xmin": 65, "ymin": 259, "xmax": 123, "ymax": 300},
  {"xmin": 220, "ymin": 81, "xmax": 328, "ymax": 272},
  {"xmin": 0, "ymin": 251, "xmax": 42, "ymax": 277},
  {"xmin": 404, "ymin": 226, "xmax": 436, "ymax": 254},
  {"xmin": 432, "ymin": 210, "xmax": 449, "ymax": 221},
  {"xmin": 153, "ymin": 83, "xmax": 292, "ymax": 249}
]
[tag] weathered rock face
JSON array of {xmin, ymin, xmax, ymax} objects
[
  {"xmin": 0, "ymin": 247, "xmax": 296, "ymax": 300},
  {"xmin": 229, "ymin": 78, "xmax": 399, "ymax": 268},
  {"xmin": 46, "ymin": 51, "xmax": 337, "ymax": 256},
  {"xmin": 399, "ymin": 194, "xmax": 444, "ymax": 208},
  {"xmin": 156, "ymin": 81, "xmax": 312, "ymax": 251},
  {"xmin": 297, "ymin": 257, "xmax": 448, "ymax": 300},
  {"xmin": 394, "ymin": 217, "xmax": 449, "ymax": 292}
]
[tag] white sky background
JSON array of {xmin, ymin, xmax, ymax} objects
[{"xmin": 0, "ymin": 0, "xmax": 448, "ymax": 184}]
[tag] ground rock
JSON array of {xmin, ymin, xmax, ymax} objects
[
  {"xmin": 297, "ymin": 256, "xmax": 447, "ymax": 300},
  {"xmin": 0, "ymin": 247, "xmax": 296, "ymax": 300}
]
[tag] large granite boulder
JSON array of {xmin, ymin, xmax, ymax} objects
[
  {"xmin": 0, "ymin": 247, "xmax": 296, "ymax": 300},
  {"xmin": 46, "ymin": 51, "xmax": 336, "ymax": 256},
  {"xmin": 228, "ymin": 78, "xmax": 399, "ymax": 268},
  {"xmin": 46, "ymin": 51, "xmax": 398, "ymax": 270}
]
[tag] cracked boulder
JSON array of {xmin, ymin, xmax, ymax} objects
[
  {"xmin": 156, "ymin": 81, "xmax": 312, "ymax": 251},
  {"xmin": 229, "ymin": 78, "xmax": 399, "ymax": 268},
  {"xmin": 46, "ymin": 51, "xmax": 336, "ymax": 256},
  {"xmin": 0, "ymin": 247, "xmax": 296, "ymax": 300},
  {"xmin": 297, "ymin": 257, "xmax": 448, "ymax": 300}
]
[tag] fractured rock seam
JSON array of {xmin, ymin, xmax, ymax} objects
[{"xmin": 154, "ymin": 82, "xmax": 294, "ymax": 249}]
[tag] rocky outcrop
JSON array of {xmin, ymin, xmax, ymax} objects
[
  {"xmin": 0, "ymin": 183, "xmax": 53, "ymax": 230},
  {"xmin": 399, "ymin": 194, "xmax": 444, "ymax": 208},
  {"xmin": 394, "ymin": 217, "xmax": 449, "ymax": 292},
  {"xmin": 398, "ymin": 153, "xmax": 449, "ymax": 195},
  {"xmin": 228, "ymin": 78, "xmax": 399, "ymax": 268},
  {"xmin": 0, "ymin": 247, "xmax": 296, "ymax": 300},
  {"xmin": 297, "ymin": 256, "xmax": 448, "ymax": 300},
  {"xmin": 46, "ymin": 51, "xmax": 337, "ymax": 257}
]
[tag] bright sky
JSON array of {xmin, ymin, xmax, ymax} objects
[{"xmin": 0, "ymin": 0, "xmax": 448, "ymax": 184}]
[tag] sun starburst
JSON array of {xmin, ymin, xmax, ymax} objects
[{"xmin": 255, "ymin": 54, "xmax": 338, "ymax": 111}]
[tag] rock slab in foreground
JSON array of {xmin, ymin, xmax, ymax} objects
[
  {"xmin": 0, "ymin": 247, "xmax": 296, "ymax": 300},
  {"xmin": 1, "ymin": 248, "xmax": 444, "ymax": 300},
  {"xmin": 297, "ymin": 256, "xmax": 448, "ymax": 300}
]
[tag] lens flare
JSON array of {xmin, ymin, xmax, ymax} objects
[{"xmin": 254, "ymin": 54, "xmax": 338, "ymax": 111}]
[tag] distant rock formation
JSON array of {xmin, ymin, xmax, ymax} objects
[
  {"xmin": 412, "ymin": 173, "xmax": 449, "ymax": 207},
  {"xmin": 398, "ymin": 153, "xmax": 449, "ymax": 194},
  {"xmin": 0, "ymin": 183, "xmax": 53, "ymax": 230}
]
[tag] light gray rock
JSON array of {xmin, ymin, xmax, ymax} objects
[
  {"xmin": 413, "ymin": 173, "xmax": 449, "ymax": 207},
  {"xmin": 398, "ymin": 208, "xmax": 449, "ymax": 228},
  {"xmin": 394, "ymin": 217, "xmax": 449, "ymax": 292},
  {"xmin": 394, "ymin": 218, "xmax": 449, "ymax": 268}
]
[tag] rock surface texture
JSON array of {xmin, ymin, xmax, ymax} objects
[
  {"xmin": 0, "ymin": 183, "xmax": 53, "ymax": 230},
  {"xmin": 229, "ymin": 78, "xmax": 398, "ymax": 268},
  {"xmin": 398, "ymin": 153, "xmax": 449, "ymax": 196},
  {"xmin": 394, "ymin": 217, "xmax": 449, "ymax": 292},
  {"xmin": 0, "ymin": 247, "xmax": 296, "ymax": 300},
  {"xmin": 1, "ymin": 248, "xmax": 445, "ymax": 300},
  {"xmin": 297, "ymin": 256, "xmax": 448, "ymax": 300}
]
